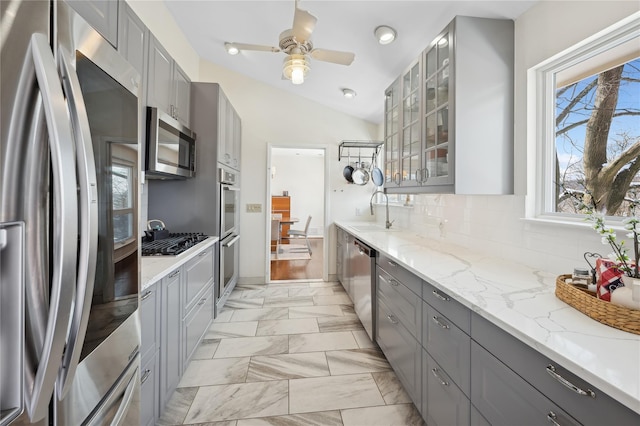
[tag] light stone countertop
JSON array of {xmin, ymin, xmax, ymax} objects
[
  {"xmin": 141, "ymin": 236, "xmax": 218, "ymax": 292},
  {"xmin": 335, "ymin": 220, "xmax": 640, "ymax": 415}
]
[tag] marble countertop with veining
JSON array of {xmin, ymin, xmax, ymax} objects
[
  {"xmin": 141, "ymin": 236, "xmax": 218, "ymax": 291},
  {"xmin": 335, "ymin": 220, "xmax": 640, "ymax": 415}
]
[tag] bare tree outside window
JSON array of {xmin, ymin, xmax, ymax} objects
[{"xmin": 555, "ymin": 57, "xmax": 640, "ymax": 216}]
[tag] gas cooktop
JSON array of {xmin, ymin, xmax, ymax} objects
[{"xmin": 141, "ymin": 233, "xmax": 209, "ymax": 256}]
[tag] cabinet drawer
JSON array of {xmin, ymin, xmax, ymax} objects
[
  {"xmin": 423, "ymin": 351, "xmax": 470, "ymax": 426},
  {"xmin": 471, "ymin": 341, "xmax": 580, "ymax": 426},
  {"xmin": 140, "ymin": 282, "xmax": 160, "ymax": 364},
  {"xmin": 472, "ymin": 313, "xmax": 640, "ymax": 426},
  {"xmin": 184, "ymin": 285, "xmax": 214, "ymax": 363},
  {"xmin": 423, "ymin": 302, "xmax": 470, "ymax": 396},
  {"xmin": 423, "ymin": 280, "xmax": 470, "ymax": 334},
  {"xmin": 140, "ymin": 352, "xmax": 159, "ymax": 426},
  {"xmin": 184, "ymin": 247, "xmax": 214, "ymax": 313},
  {"xmin": 377, "ymin": 267, "xmax": 421, "ymax": 340},
  {"xmin": 376, "ymin": 294, "xmax": 421, "ymax": 406},
  {"xmin": 377, "ymin": 253, "xmax": 422, "ymax": 296}
]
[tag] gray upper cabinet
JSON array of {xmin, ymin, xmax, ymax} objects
[
  {"xmin": 147, "ymin": 35, "xmax": 191, "ymax": 127},
  {"xmin": 117, "ymin": 2, "xmax": 147, "ymax": 78},
  {"xmin": 217, "ymin": 88, "xmax": 241, "ymax": 170},
  {"xmin": 66, "ymin": 0, "xmax": 118, "ymax": 47},
  {"xmin": 384, "ymin": 16, "xmax": 514, "ymax": 194},
  {"xmin": 383, "ymin": 78, "xmax": 401, "ymax": 186}
]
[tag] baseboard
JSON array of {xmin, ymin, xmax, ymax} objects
[{"xmin": 238, "ymin": 276, "xmax": 267, "ymax": 285}]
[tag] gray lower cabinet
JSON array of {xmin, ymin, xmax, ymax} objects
[
  {"xmin": 182, "ymin": 248, "xmax": 215, "ymax": 364},
  {"xmin": 472, "ymin": 313, "xmax": 640, "ymax": 425},
  {"xmin": 140, "ymin": 282, "xmax": 161, "ymax": 426},
  {"xmin": 140, "ymin": 245, "xmax": 217, "ymax": 424},
  {"xmin": 140, "ymin": 352, "xmax": 159, "ymax": 426},
  {"xmin": 161, "ymin": 267, "xmax": 183, "ymax": 407},
  {"xmin": 376, "ymin": 293, "xmax": 421, "ymax": 406},
  {"xmin": 471, "ymin": 341, "xmax": 579, "ymax": 426},
  {"xmin": 423, "ymin": 350, "xmax": 470, "ymax": 426}
]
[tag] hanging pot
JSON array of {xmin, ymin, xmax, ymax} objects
[
  {"xmin": 343, "ymin": 149, "xmax": 354, "ymax": 183},
  {"xmin": 370, "ymin": 152, "xmax": 384, "ymax": 187},
  {"xmin": 352, "ymin": 150, "xmax": 370, "ymax": 185}
]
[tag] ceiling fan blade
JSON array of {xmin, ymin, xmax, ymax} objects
[
  {"xmin": 292, "ymin": 7, "xmax": 317, "ymax": 42},
  {"xmin": 310, "ymin": 49, "xmax": 355, "ymax": 66},
  {"xmin": 231, "ymin": 42, "xmax": 280, "ymax": 53}
]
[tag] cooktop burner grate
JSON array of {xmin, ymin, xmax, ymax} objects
[{"xmin": 141, "ymin": 233, "xmax": 209, "ymax": 256}]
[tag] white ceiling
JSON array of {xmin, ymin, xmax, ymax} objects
[{"xmin": 165, "ymin": 0, "xmax": 537, "ymax": 124}]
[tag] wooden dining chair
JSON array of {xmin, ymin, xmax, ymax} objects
[{"xmin": 287, "ymin": 215, "xmax": 312, "ymax": 254}]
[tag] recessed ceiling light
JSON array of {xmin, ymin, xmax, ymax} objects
[
  {"xmin": 224, "ymin": 42, "xmax": 239, "ymax": 55},
  {"xmin": 374, "ymin": 25, "xmax": 397, "ymax": 45},
  {"xmin": 342, "ymin": 88, "xmax": 357, "ymax": 99}
]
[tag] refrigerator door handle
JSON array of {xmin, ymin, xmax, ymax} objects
[
  {"xmin": 26, "ymin": 33, "xmax": 78, "ymax": 421},
  {"xmin": 56, "ymin": 45, "xmax": 99, "ymax": 397}
]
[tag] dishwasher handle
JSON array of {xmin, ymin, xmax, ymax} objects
[{"xmin": 354, "ymin": 239, "xmax": 375, "ymax": 257}]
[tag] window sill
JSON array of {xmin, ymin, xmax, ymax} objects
[{"xmin": 521, "ymin": 215, "xmax": 628, "ymax": 232}]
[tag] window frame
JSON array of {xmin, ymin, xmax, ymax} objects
[{"xmin": 526, "ymin": 13, "xmax": 640, "ymax": 227}]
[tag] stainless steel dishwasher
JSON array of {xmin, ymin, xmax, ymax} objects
[{"xmin": 351, "ymin": 239, "xmax": 377, "ymax": 340}]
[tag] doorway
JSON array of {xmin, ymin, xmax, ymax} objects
[{"xmin": 266, "ymin": 145, "xmax": 328, "ymax": 282}]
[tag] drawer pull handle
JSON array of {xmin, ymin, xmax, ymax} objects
[
  {"xmin": 198, "ymin": 251, "xmax": 208, "ymax": 257},
  {"xmin": 432, "ymin": 316, "xmax": 450, "ymax": 329},
  {"xmin": 432, "ymin": 289, "xmax": 450, "ymax": 302},
  {"xmin": 141, "ymin": 290, "xmax": 152, "ymax": 301},
  {"xmin": 140, "ymin": 368, "xmax": 152, "ymax": 385},
  {"xmin": 431, "ymin": 368, "xmax": 449, "ymax": 387},
  {"xmin": 546, "ymin": 365, "xmax": 596, "ymax": 398},
  {"xmin": 546, "ymin": 411, "xmax": 561, "ymax": 426},
  {"xmin": 169, "ymin": 269, "xmax": 180, "ymax": 278},
  {"xmin": 198, "ymin": 297, "xmax": 208, "ymax": 306},
  {"xmin": 388, "ymin": 260, "xmax": 398, "ymax": 267},
  {"xmin": 389, "ymin": 279, "xmax": 400, "ymax": 287},
  {"xmin": 387, "ymin": 314, "xmax": 398, "ymax": 324}
]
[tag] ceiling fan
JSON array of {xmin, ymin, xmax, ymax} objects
[{"xmin": 224, "ymin": 0, "xmax": 355, "ymax": 85}]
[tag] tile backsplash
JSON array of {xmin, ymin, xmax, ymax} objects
[{"xmin": 375, "ymin": 194, "xmax": 615, "ymax": 276}]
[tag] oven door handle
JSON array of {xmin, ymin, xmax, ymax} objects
[
  {"xmin": 56, "ymin": 45, "xmax": 99, "ymax": 398},
  {"xmin": 221, "ymin": 185, "xmax": 240, "ymax": 191},
  {"xmin": 222, "ymin": 235, "xmax": 240, "ymax": 248}
]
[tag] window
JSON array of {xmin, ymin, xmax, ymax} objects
[
  {"xmin": 530, "ymin": 14, "xmax": 640, "ymax": 223},
  {"xmin": 112, "ymin": 162, "xmax": 135, "ymax": 245}
]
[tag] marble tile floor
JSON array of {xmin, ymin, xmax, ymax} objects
[{"xmin": 158, "ymin": 280, "xmax": 425, "ymax": 426}]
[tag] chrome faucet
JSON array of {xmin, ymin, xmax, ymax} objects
[{"xmin": 369, "ymin": 190, "xmax": 393, "ymax": 229}]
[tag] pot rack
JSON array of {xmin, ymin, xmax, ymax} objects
[{"xmin": 338, "ymin": 140, "xmax": 383, "ymax": 161}]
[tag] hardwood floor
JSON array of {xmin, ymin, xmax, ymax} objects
[{"xmin": 270, "ymin": 238, "xmax": 323, "ymax": 281}]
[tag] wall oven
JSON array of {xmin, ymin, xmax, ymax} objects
[{"xmin": 218, "ymin": 166, "xmax": 239, "ymax": 305}]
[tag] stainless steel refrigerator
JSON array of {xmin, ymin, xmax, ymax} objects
[{"xmin": 1, "ymin": 1, "xmax": 141, "ymax": 424}]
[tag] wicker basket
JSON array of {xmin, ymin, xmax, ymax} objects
[{"xmin": 555, "ymin": 275, "xmax": 640, "ymax": 335}]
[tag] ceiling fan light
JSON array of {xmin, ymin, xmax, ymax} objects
[
  {"xmin": 374, "ymin": 25, "xmax": 397, "ymax": 45},
  {"xmin": 283, "ymin": 54, "xmax": 310, "ymax": 85},
  {"xmin": 225, "ymin": 42, "xmax": 239, "ymax": 55}
]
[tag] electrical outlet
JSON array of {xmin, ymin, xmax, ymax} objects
[{"xmin": 246, "ymin": 203, "xmax": 262, "ymax": 213}]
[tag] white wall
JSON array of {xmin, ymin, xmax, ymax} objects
[
  {"xmin": 373, "ymin": 1, "xmax": 640, "ymax": 276},
  {"xmin": 271, "ymin": 152, "xmax": 325, "ymax": 237}
]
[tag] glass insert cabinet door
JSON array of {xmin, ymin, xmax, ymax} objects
[
  {"xmin": 384, "ymin": 78, "xmax": 400, "ymax": 184},
  {"xmin": 423, "ymin": 30, "xmax": 452, "ymax": 184},
  {"xmin": 400, "ymin": 61, "xmax": 421, "ymax": 185}
]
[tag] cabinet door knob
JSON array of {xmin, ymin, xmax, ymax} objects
[
  {"xmin": 389, "ymin": 279, "xmax": 400, "ymax": 287},
  {"xmin": 140, "ymin": 368, "xmax": 152, "ymax": 385},
  {"xmin": 546, "ymin": 365, "xmax": 596, "ymax": 398},
  {"xmin": 387, "ymin": 314, "xmax": 398, "ymax": 324}
]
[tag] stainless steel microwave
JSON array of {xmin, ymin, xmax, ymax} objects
[{"xmin": 145, "ymin": 107, "xmax": 196, "ymax": 179}]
